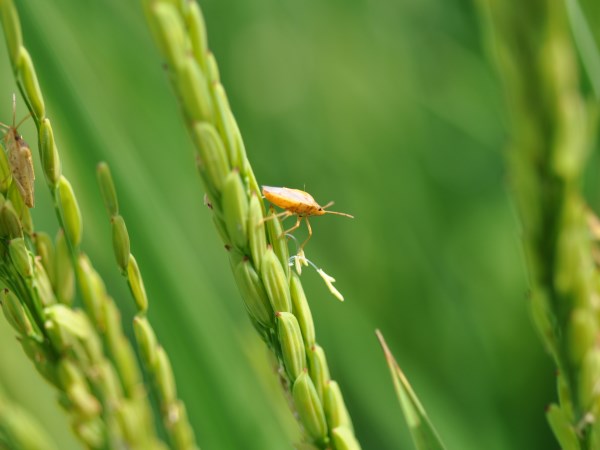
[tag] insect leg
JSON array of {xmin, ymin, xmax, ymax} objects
[
  {"xmin": 280, "ymin": 215, "xmax": 302, "ymax": 238},
  {"xmin": 298, "ymin": 216, "xmax": 313, "ymax": 252},
  {"xmin": 259, "ymin": 210, "xmax": 290, "ymax": 226}
]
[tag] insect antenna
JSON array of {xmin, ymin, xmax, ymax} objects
[
  {"xmin": 11, "ymin": 93, "xmax": 16, "ymax": 127},
  {"xmin": 321, "ymin": 201, "xmax": 354, "ymax": 218},
  {"xmin": 14, "ymin": 113, "xmax": 31, "ymax": 130},
  {"xmin": 324, "ymin": 210, "xmax": 354, "ymax": 218}
]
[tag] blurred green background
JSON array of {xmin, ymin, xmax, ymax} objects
[{"xmin": 0, "ymin": 0, "xmax": 566, "ymax": 448}]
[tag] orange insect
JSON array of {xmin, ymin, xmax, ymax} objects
[
  {"xmin": 0, "ymin": 94, "xmax": 34, "ymax": 208},
  {"xmin": 262, "ymin": 185, "xmax": 353, "ymax": 251}
]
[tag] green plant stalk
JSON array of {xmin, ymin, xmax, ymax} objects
[
  {"xmin": 0, "ymin": 1, "xmax": 165, "ymax": 448},
  {"xmin": 0, "ymin": 200, "xmax": 112, "ymax": 449},
  {"xmin": 141, "ymin": 1, "xmax": 360, "ymax": 448},
  {"xmin": 479, "ymin": 0, "xmax": 599, "ymax": 447},
  {"xmin": 0, "ymin": 127, "xmax": 115, "ymax": 447},
  {"xmin": 0, "ymin": 174, "xmax": 165, "ymax": 450},
  {"xmin": 97, "ymin": 161, "xmax": 199, "ymax": 450}
]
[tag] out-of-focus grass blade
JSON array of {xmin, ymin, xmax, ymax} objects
[
  {"xmin": 566, "ymin": 0, "xmax": 600, "ymax": 98},
  {"xmin": 0, "ymin": 384, "xmax": 58, "ymax": 450},
  {"xmin": 376, "ymin": 330, "xmax": 447, "ymax": 450}
]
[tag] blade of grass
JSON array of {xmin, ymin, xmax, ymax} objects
[
  {"xmin": 375, "ymin": 330, "xmax": 446, "ymax": 450},
  {"xmin": 565, "ymin": 0, "xmax": 600, "ymax": 99},
  {"xmin": 0, "ymin": 383, "xmax": 58, "ymax": 450}
]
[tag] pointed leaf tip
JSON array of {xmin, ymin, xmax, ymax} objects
[{"xmin": 376, "ymin": 330, "xmax": 447, "ymax": 450}]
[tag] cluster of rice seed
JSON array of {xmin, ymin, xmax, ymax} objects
[
  {"xmin": 0, "ymin": 1, "xmax": 168, "ymax": 448},
  {"xmin": 97, "ymin": 161, "xmax": 198, "ymax": 450},
  {"xmin": 0, "ymin": 385, "xmax": 58, "ymax": 450},
  {"xmin": 142, "ymin": 1, "xmax": 360, "ymax": 448},
  {"xmin": 481, "ymin": 0, "xmax": 600, "ymax": 447}
]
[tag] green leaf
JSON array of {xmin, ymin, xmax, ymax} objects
[
  {"xmin": 376, "ymin": 330, "xmax": 447, "ymax": 450},
  {"xmin": 566, "ymin": 0, "xmax": 600, "ymax": 98}
]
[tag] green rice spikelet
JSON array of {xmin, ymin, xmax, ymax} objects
[
  {"xmin": 261, "ymin": 247, "xmax": 292, "ymax": 313},
  {"xmin": 39, "ymin": 119, "xmax": 61, "ymax": 187},
  {"xmin": 111, "ymin": 215, "xmax": 130, "ymax": 275},
  {"xmin": 222, "ymin": 170, "xmax": 249, "ymax": 250},
  {"xmin": 292, "ymin": 370, "xmax": 327, "ymax": 445},
  {"xmin": 58, "ymin": 176, "xmax": 82, "ymax": 248},
  {"xmin": 18, "ymin": 47, "xmax": 44, "ymax": 119},
  {"xmin": 127, "ymin": 255, "xmax": 148, "ymax": 312},
  {"xmin": 277, "ymin": 312, "xmax": 306, "ymax": 381},
  {"xmin": 96, "ymin": 162, "xmax": 119, "ymax": 216}
]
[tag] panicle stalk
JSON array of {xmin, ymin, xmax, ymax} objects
[
  {"xmin": 142, "ymin": 1, "xmax": 360, "ymax": 447},
  {"xmin": 97, "ymin": 161, "xmax": 199, "ymax": 450},
  {"xmin": 0, "ymin": 1, "xmax": 167, "ymax": 448},
  {"xmin": 479, "ymin": 0, "xmax": 600, "ymax": 446}
]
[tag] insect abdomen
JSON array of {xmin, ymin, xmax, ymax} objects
[{"xmin": 9, "ymin": 136, "xmax": 35, "ymax": 208}]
